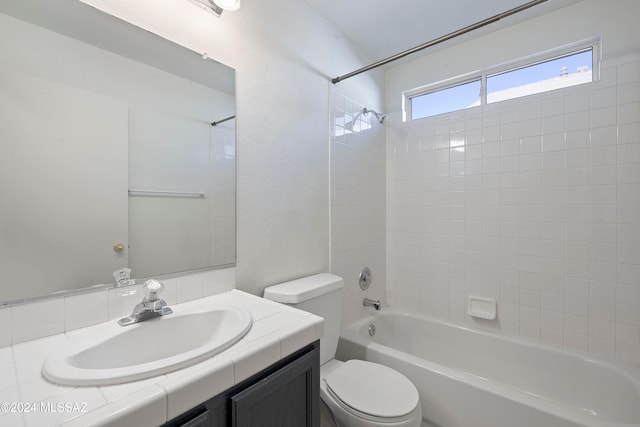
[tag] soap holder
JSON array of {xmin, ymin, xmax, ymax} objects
[{"xmin": 468, "ymin": 295, "xmax": 497, "ymax": 320}]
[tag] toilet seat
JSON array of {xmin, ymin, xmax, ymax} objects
[{"xmin": 325, "ymin": 360, "xmax": 420, "ymax": 423}]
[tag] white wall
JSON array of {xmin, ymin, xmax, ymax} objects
[
  {"xmin": 385, "ymin": 0, "xmax": 640, "ymax": 365},
  {"xmin": 78, "ymin": 0, "xmax": 384, "ymax": 296}
]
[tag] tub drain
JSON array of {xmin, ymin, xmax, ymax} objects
[{"xmin": 368, "ymin": 324, "xmax": 376, "ymax": 336}]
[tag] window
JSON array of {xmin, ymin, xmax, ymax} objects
[
  {"xmin": 404, "ymin": 39, "xmax": 600, "ymax": 121},
  {"xmin": 410, "ymin": 79, "xmax": 481, "ymax": 120}
]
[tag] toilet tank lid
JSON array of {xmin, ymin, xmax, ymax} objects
[{"xmin": 263, "ymin": 273, "xmax": 344, "ymax": 304}]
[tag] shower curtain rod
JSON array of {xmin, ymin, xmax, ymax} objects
[
  {"xmin": 211, "ymin": 115, "xmax": 236, "ymax": 126},
  {"xmin": 331, "ymin": 0, "xmax": 548, "ymax": 84}
]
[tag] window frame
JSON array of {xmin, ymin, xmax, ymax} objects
[{"xmin": 403, "ymin": 37, "xmax": 601, "ymax": 122}]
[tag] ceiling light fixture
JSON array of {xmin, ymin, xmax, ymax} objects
[{"xmin": 188, "ymin": 0, "xmax": 240, "ymax": 17}]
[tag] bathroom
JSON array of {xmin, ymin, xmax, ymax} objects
[{"xmin": 0, "ymin": 0, "xmax": 639, "ymax": 426}]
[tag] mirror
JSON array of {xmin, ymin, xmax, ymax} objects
[{"xmin": 0, "ymin": 0, "xmax": 236, "ymax": 304}]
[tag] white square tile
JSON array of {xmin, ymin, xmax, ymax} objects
[
  {"xmin": 565, "ymin": 111, "xmax": 589, "ymax": 132},
  {"xmin": 18, "ymin": 376, "xmax": 71, "ymax": 404},
  {"xmin": 0, "ymin": 307, "xmax": 12, "ymax": 349},
  {"xmin": 224, "ymin": 335, "xmax": 280, "ymax": 384},
  {"xmin": 618, "ymin": 82, "xmax": 640, "ymax": 105},
  {"xmin": 176, "ymin": 274, "xmax": 204, "ymax": 304},
  {"xmin": 589, "ymin": 317, "xmax": 616, "ymax": 341},
  {"xmin": 565, "ymin": 149, "xmax": 589, "ymax": 169},
  {"xmin": 618, "ymin": 164, "xmax": 640, "ymax": 184},
  {"xmin": 541, "ymin": 327, "xmax": 564, "ymax": 347},
  {"xmin": 618, "ymin": 244, "xmax": 640, "ymax": 265},
  {"xmin": 588, "ymin": 336, "xmax": 615, "ymax": 360},
  {"xmin": 13, "ymin": 334, "xmax": 67, "ymax": 383},
  {"xmin": 618, "ymin": 263, "xmax": 640, "ymax": 286},
  {"xmin": 589, "ymin": 262, "xmax": 617, "ymax": 283},
  {"xmin": 0, "ymin": 347, "xmax": 16, "ymax": 390},
  {"xmin": 541, "ymin": 293, "xmax": 563, "ymax": 312},
  {"xmin": 64, "ymin": 291, "xmax": 108, "ymax": 332},
  {"xmin": 23, "ymin": 387, "xmax": 106, "ymax": 427},
  {"xmin": 618, "ymin": 122, "xmax": 640, "ymax": 144},
  {"xmin": 618, "ymin": 103, "xmax": 640, "ymax": 125},
  {"xmin": 565, "ymin": 331, "xmax": 589, "ymax": 354},
  {"xmin": 566, "ymin": 129, "xmax": 590, "ymax": 149},
  {"xmin": 618, "ymin": 183, "xmax": 640, "ymax": 204},
  {"xmin": 595, "ymin": 63, "xmax": 618, "ymax": 89},
  {"xmin": 589, "ymin": 298, "xmax": 615, "ymax": 320},
  {"xmin": 616, "ymin": 342, "xmax": 640, "ymax": 365},
  {"xmin": 203, "ymin": 267, "xmax": 235, "ymax": 296},
  {"xmin": 590, "ymin": 166, "xmax": 617, "ymax": 185},
  {"xmin": 384, "ymin": 65, "xmax": 640, "ymax": 358},
  {"xmin": 541, "ymin": 95, "xmax": 564, "ymax": 117},
  {"xmin": 590, "ymin": 86, "xmax": 617, "ymax": 109},
  {"xmin": 615, "ymin": 303, "xmax": 639, "ymax": 326},
  {"xmin": 276, "ymin": 316, "xmax": 319, "ymax": 358},
  {"xmin": 542, "ymin": 131, "xmax": 565, "ymax": 151},
  {"xmin": 99, "ymin": 376, "xmax": 165, "ymax": 403},
  {"xmin": 159, "ymin": 356, "xmax": 233, "ymax": 420},
  {"xmin": 589, "ymin": 205, "xmax": 617, "ymax": 224},
  {"xmin": 618, "ymin": 60, "xmax": 640, "ymax": 85},
  {"xmin": 542, "ymin": 151, "xmax": 564, "ymax": 170},
  {"xmin": 0, "ymin": 386, "xmax": 23, "ymax": 426},
  {"xmin": 617, "ymin": 204, "xmax": 640, "ymax": 224},
  {"xmin": 12, "ymin": 299, "xmax": 65, "ymax": 345},
  {"xmin": 565, "ymin": 89, "xmax": 590, "ymax": 114},
  {"xmin": 564, "ymin": 313, "xmax": 589, "ymax": 335},
  {"xmin": 519, "ymin": 322, "xmax": 541, "ymax": 342},
  {"xmin": 616, "ymin": 323, "xmax": 640, "ymax": 345},
  {"xmin": 61, "ymin": 385, "xmax": 166, "ymax": 427}
]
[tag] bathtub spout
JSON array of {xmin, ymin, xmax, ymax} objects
[{"xmin": 363, "ymin": 298, "xmax": 381, "ymax": 310}]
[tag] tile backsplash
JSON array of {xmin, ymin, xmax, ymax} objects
[
  {"xmin": 387, "ymin": 53, "xmax": 640, "ymax": 365},
  {"xmin": 0, "ymin": 267, "xmax": 235, "ymax": 348}
]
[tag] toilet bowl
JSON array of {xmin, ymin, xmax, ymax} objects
[
  {"xmin": 263, "ymin": 273, "xmax": 422, "ymax": 427},
  {"xmin": 321, "ymin": 359, "xmax": 422, "ymax": 427}
]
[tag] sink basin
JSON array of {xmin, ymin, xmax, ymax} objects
[{"xmin": 43, "ymin": 303, "xmax": 252, "ymax": 386}]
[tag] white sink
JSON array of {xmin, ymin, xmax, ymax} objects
[{"xmin": 42, "ymin": 302, "xmax": 252, "ymax": 386}]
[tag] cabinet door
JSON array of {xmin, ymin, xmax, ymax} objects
[{"xmin": 231, "ymin": 347, "xmax": 319, "ymax": 427}]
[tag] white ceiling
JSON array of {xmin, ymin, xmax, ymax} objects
[{"xmin": 304, "ymin": 0, "xmax": 580, "ymax": 64}]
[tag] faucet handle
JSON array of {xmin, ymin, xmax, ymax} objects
[
  {"xmin": 113, "ymin": 268, "xmax": 132, "ymax": 287},
  {"xmin": 143, "ymin": 279, "xmax": 165, "ymax": 301}
]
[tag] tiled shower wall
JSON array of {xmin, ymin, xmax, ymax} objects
[
  {"xmin": 331, "ymin": 94, "xmax": 387, "ymax": 328},
  {"xmin": 386, "ymin": 53, "xmax": 640, "ymax": 365}
]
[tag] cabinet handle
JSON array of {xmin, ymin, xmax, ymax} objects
[{"xmin": 179, "ymin": 409, "xmax": 210, "ymax": 427}]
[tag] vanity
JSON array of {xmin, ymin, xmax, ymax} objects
[
  {"xmin": 164, "ymin": 340, "xmax": 319, "ymax": 427},
  {"xmin": 0, "ymin": 289, "xmax": 323, "ymax": 426}
]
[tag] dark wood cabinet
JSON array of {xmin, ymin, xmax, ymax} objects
[{"xmin": 164, "ymin": 341, "xmax": 320, "ymax": 427}]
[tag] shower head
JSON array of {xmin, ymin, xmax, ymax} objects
[{"xmin": 363, "ymin": 107, "xmax": 388, "ymax": 124}]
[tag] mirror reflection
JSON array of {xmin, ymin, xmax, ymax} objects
[{"xmin": 0, "ymin": 0, "xmax": 236, "ymax": 303}]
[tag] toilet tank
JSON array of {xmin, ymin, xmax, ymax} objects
[{"xmin": 263, "ymin": 273, "xmax": 344, "ymax": 365}]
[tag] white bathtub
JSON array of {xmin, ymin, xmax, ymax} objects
[{"xmin": 336, "ymin": 311, "xmax": 640, "ymax": 427}]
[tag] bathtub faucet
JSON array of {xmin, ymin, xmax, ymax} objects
[{"xmin": 363, "ymin": 298, "xmax": 381, "ymax": 311}]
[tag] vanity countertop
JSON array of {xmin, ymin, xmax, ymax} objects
[{"xmin": 0, "ymin": 290, "xmax": 324, "ymax": 427}]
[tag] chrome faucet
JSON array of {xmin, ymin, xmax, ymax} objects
[
  {"xmin": 118, "ymin": 280, "xmax": 173, "ymax": 326},
  {"xmin": 363, "ymin": 298, "xmax": 381, "ymax": 311}
]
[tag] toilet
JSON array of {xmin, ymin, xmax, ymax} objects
[{"xmin": 263, "ymin": 273, "xmax": 422, "ymax": 427}]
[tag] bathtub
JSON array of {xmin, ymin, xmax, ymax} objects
[{"xmin": 336, "ymin": 311, "xmax": 640, "ymax": 427}]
